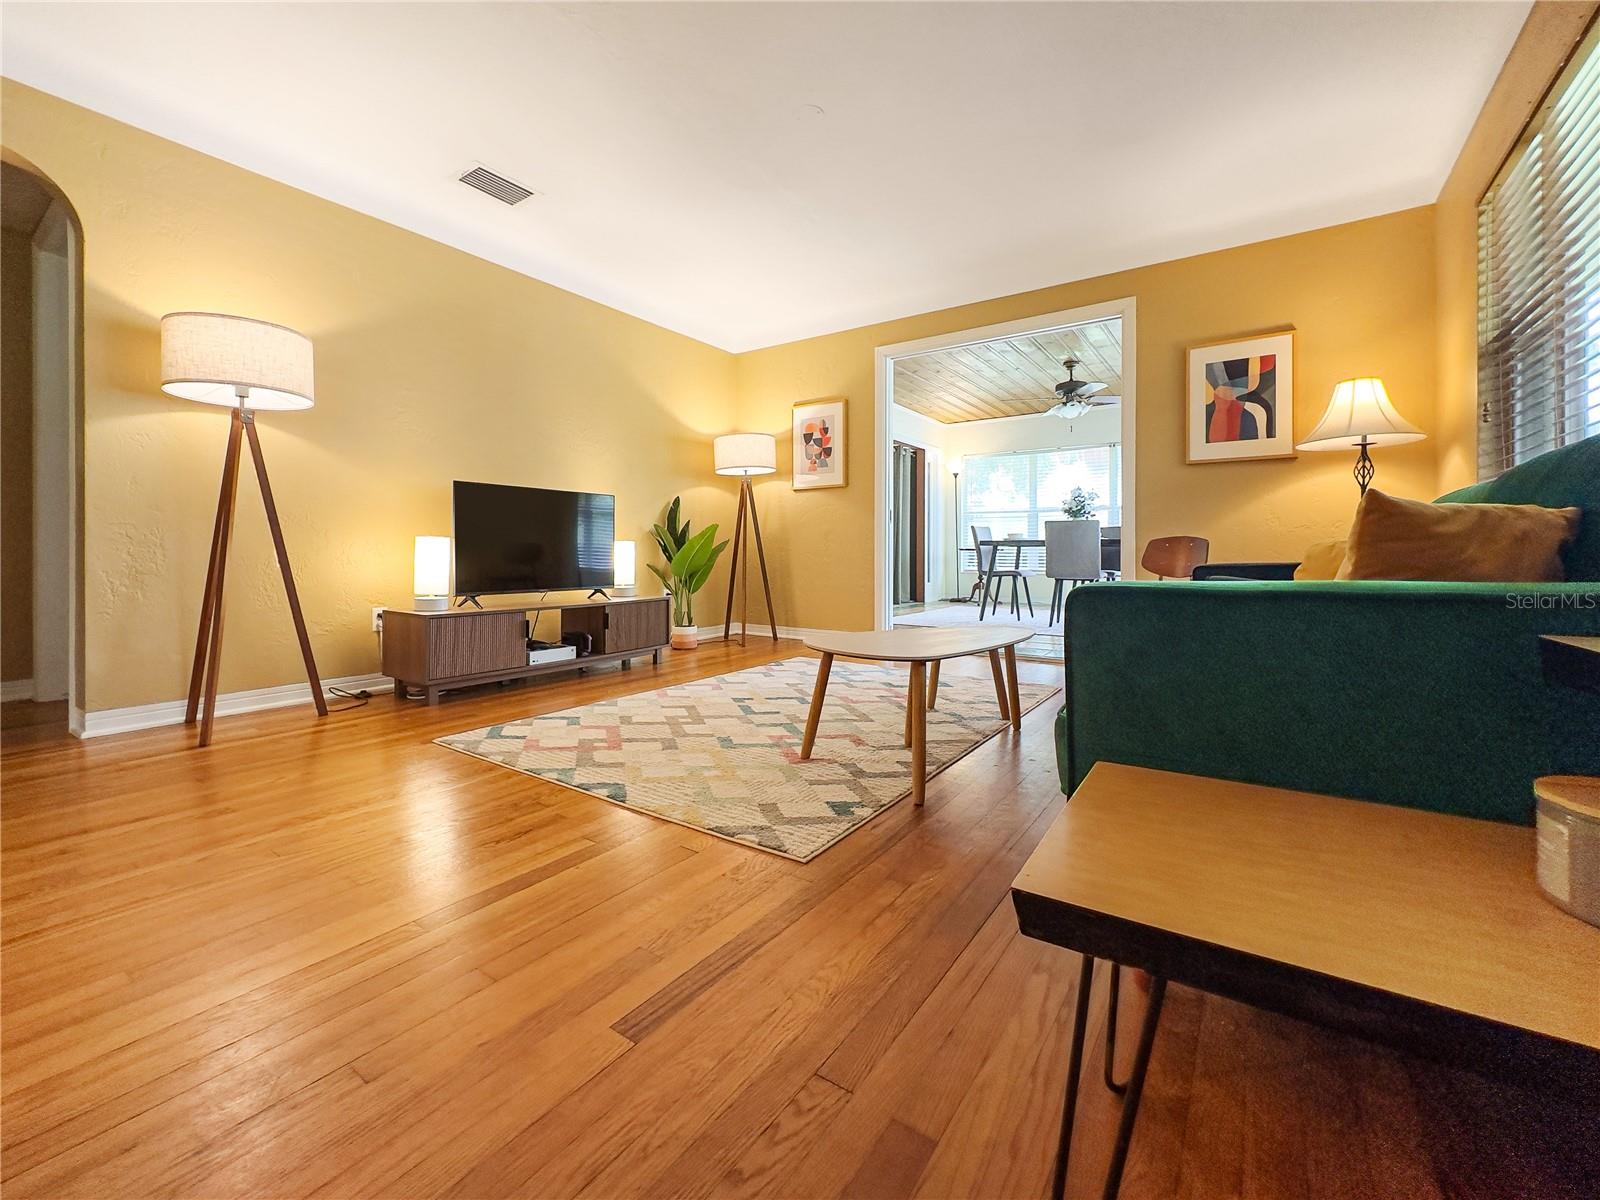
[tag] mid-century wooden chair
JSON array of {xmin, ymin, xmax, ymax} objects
[{"xmin": 1140, "ymin": 535, "xmax": 1210, "ymax": 580}]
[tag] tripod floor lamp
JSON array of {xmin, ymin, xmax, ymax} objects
[
  {"xmin": 161, "ymin": 312, "xmax": 326, "ymax": 747},
  {"xmin": 715, "ymin": 433, "xmax": 778, "ymax": 645}
]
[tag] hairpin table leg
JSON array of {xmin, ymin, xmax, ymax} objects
[
  {"xmin": 1050, "ymin": 958, "xmax": 1167, "ymax": 1200},
  {"xmin": 1104, "ymin": 962, "xmax": 1128, "ymax": 1094}
]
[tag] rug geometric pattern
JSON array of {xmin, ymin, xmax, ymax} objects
[{"xmin": 436, "ymin": 656, "xmax": 1059, "ymax": 862}]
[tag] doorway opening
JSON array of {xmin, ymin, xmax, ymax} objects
[
  {"xmin": 891, "ymin": 441, "xmax": 927, "ymax": 605},
  {"xmin": 873, "ymin": 299, "xmax": 1136, "ymax": 659},
  {"xmin": 2, "ymin": 156, "xmax": 84, "ymax": 743}
]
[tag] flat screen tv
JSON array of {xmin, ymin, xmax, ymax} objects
[{"xmin": 452, "ymin": 481, "xmax": 615, "ymax": 597}]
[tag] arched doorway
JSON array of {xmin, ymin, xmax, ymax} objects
[{"xmin": 1, "ymin": 152, "xmax": 85, "ymax": 740}]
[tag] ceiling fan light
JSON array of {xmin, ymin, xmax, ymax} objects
[{"xmin": 1052, "ymin": 398, "xmax": 1091, "ymax": 420}]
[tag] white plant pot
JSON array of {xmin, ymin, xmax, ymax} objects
[{"xmin": 671, "ymin": 625, "xmax": 699, "ymax": 650}]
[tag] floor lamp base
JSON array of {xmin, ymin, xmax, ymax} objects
[{"xmin": 186, "ymin": 405, "xmax": 326, "ymax": 747}]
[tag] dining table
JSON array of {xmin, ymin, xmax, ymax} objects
[{"xmin": 969, "ymin": 535, "xmax": 1122, "ymax": 620}]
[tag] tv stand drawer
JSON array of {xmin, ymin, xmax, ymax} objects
[
  {"xmin": 603, "ymin": 598, "xmax": 670, "ymax": 654},
  {"xmin": 428, "ymin": 611, "xmax": 525, "ymax": 678}
]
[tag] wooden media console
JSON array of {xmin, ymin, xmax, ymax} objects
[{"xmin": 381, "ymin": 594, "xmax": 670, "ymax": 704}]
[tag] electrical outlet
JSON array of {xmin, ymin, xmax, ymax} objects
[{"xmin": 372, "ymin": 606, "xmax": 385, "ymax": 633}]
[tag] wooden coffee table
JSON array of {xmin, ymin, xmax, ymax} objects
[
  {"xmin": 800, "ymin": 627, "xmax": 1034, "ymax": 806},
  {"xmin": 1012, "ymin": 763, "xmax": 1600, "ymax": 1200}
]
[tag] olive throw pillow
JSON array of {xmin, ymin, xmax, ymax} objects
[{"xmin": 1336, "ymin": 488, "xmax": 1583, "ymax": 582}]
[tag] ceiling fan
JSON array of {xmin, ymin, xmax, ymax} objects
[{"xmin": 1040, "ymin": 358, "xmax": 1117, "ymax": 419}]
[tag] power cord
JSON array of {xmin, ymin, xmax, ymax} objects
[
  {"xmin": 326, "ymin": 685, "xmax": 371, "ymax": 711},
  {"xmin": 528, "ymin": 592, "xmax": 552, "ymax": 643}
]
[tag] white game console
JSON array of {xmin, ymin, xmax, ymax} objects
[{"xmin": 527, "ymin": 644, "xmax": 578, "ymax": 667}]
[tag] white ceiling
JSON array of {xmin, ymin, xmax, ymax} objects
[{"xmin": 1, "ymin": 1, "xmax": 1528, "ymax": 352}]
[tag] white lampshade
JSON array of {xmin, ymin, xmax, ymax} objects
[
  {"xmin": 613, "ymin": 540, "xmax": 636, "ymax": 589},
  {"xmin": 1297, "ymin": 378, "xmax": 1425, "ymax": 451},
  {"xmin": 160, "ymin": 312, "xmax": 314, "ymax": 410},
  {"xmin": 714, "ymin": 432, "xmax": 777, "ymax": 476},
  {"xmin": 413, "ymin": 536, "xmax": 451, "ymax": 608}
]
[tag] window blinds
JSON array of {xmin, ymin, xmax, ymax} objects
[
  {"xmin": 1477, "ymin": 24, "xmax": 1600, "ymax": 479},
  {"xmin": 963, "ymin": 445, "xmax": 1121, "ymax": 540}
]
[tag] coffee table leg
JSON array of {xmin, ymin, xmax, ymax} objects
[
  {"xmin": 988, "ymin": 649, "xmax": 1010, "ymax": 723},
  {"xmin": 1004, "ymin": 643, "xmax": 1022, "ymax": 731},
  {"xmin": 903, "ymin": 671, "xmax": 914, "ymax": 748},
  {"xmin": 927, "ymin": 660, "xmax": 940, "ymax": 710},
  {"xmin": 909, "ymin": 660, "xmax": 927, "ymax": 805},
  {"xmin": 800, "ymin": 652, "xmax": 833, "ymax": 760}
]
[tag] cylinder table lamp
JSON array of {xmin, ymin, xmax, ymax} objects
[
  {"xmin": 1297, "ymin": 377, "xmax": 1425, "ymax": 495},
  {"xmin": 714, "ymin": 432, "xmax": 778, "ymax": 645},
  {"xmin": 161, "ymin": 312, "xmax": 325, "ymax": 747},
  {"xmin": 613, "ymin": 540, "xmax": 637, "ymax": 595},
  {"xmin": 414, "ymin": 536, "xmax": 451, "ymax": 611}
]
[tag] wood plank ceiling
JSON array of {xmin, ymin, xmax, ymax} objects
[{"xmin": 892, "ymin": 319, "xmax": 1122, "ymax": 424}]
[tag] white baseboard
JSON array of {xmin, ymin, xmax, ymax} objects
[
  {"xmin": 75, "ymin": 634, "xmax": 805, "ymax": 740},
  {"xmin": 1, "ymin": 678, "xmax": 34, "ymax": 702},
  {"xmin": 697, "ymin": 624, "xmax": 831, "ymax": 645},
  {"xmin": 79, "ymin": 672, "xmax": 393, "ymax": 739}
]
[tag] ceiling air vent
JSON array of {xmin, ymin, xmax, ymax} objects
[{"xmin": 458, "ymin": 166, "xmax": 534, "ymax": 206}]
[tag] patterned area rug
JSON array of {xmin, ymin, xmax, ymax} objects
[
  {"xmin": 893, "ymin": 603, "xmax": 1064, "ymax": 660},
  {"xmin": 437, "ymin": 656, "xmax": 1059, "ymax": 862}
]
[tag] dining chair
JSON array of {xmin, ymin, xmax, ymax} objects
[
  {"xmin": 1099, "ymin": 524, "xmax": 1122, "ymax": 579},
  {"xmin": 1140, "ymin": 535, "xmax": 1211, "ymax": 580},
  {"xmin": 972, "ymin": 524, "xmax": 1028, "ymax": 620},
  {"xmin": 1044, "ymin": 520, "xmax": 1101, "ymax": 626}
]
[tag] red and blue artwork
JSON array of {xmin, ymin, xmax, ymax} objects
[
  {"xmin": 801, "ymin": 417, "xmax": 834, "ymax": 473},
  {"xmin": 1204, "ymin": 355, "xmax": 1277, "ymax": 443}
]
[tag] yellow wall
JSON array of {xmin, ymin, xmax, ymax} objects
[
  {"xmin": 1, "ymin": 73, "xmax": 1470, "ymax": 704},
  {"xmin": 1, "ymin": 226, "xmax": 33, "ymax": 681},
  {"xmin": 738, "ymin": 208, "xmax": 1439, "ymax": 630},
  {"xmin": 0, "ymin": 80, "xmax": 739, "ymax": 712},
  {"xmin": 1434, "ymin": 2, "xmax": 1597, "ymax": 492}
]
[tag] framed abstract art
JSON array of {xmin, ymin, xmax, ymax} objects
[
  {"xmin": 1185, "ymin": 329, "xmax": 1296, "ymax": 463},
  {"xmin": 792, "ymin": 396, "xmax": 846, "ymax": 489}
]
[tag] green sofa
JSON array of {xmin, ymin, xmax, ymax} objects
[{"xmin": 1057, "ymin": 435, "xmax": 1600, "ymax": 825}]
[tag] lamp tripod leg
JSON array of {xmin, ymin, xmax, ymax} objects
[
  {"xmin": 723, "ymin": 480, "xmax": 748, "ymax": 645},
  {"xmin": 244, "ymin": 414, "xmax": 327, "ymax": 716},
  {"xmin": 197, "ymin": 410, "xmax": 246, "ymax": 747},
  {"xmin": 186, "ymin": 413, "xmax": 242, "ymax": 725},
  {"xmin": 746, "ymin": 480, "xmax": 778, "ymax": 642},
  {"xmin": 740, "ymin": 481, "xmax": 750, "ymax": 647}
]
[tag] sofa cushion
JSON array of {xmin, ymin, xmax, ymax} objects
[
  {"xmin": 1338, "ymin": 489, "xmax": 1581, "ymax": 582},
  {"xmin": 1436, "ymin": 434, "xmax": 1600, "ymax": 580}
]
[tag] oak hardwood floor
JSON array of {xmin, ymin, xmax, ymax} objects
[{"xmin": 1, "ymin": 640, "xmax": 1594, "ymax": 1199}]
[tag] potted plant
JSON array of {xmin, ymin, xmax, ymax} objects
[
  {"xmin": 648, "ymin": 497, "xmax": 729, "ymax": 649},
  {"xmin": 1061, "ymin": 487, "xmax": 1098, "ymax": 520}
]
